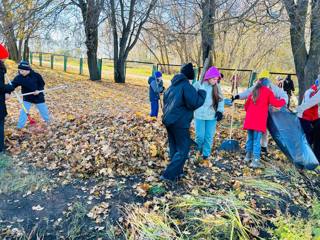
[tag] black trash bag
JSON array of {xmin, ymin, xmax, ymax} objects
[{"xmin": 267, "ymin": 107, "xmax": 319, "ymax": 170}]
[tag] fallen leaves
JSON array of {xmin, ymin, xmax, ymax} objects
[
  {"xmin": 87, "ymin": 202, "xmax": 109, "ymax": 223},
  {"xmin": 32, "ymin": 205, "xmax": 44, "ymax": 211}
]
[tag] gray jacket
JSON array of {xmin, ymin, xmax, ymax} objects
[{"xmin": 238, "ymin": 82, "xmax": 288, "ymax": 103}]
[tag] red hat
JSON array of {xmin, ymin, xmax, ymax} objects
[{"xmin": 0, "ymin": 44, "xmax": 9, "ymax": 60}]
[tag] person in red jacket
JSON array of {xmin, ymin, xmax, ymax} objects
[
  {"xmin": 243, "ymin": 77, "xmax": 286, "ymax": 168},
  {"xmin": 299, "ymin": 84, "xmax": 320, "ymax": 146}
]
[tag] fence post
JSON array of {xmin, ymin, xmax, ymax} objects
[
  {"xmin": 248, "ymin": 71, "xmax": 257, "ymax": 87},
  {"xmin": 50, "ymin": 54, "xmax": 54, "ymax": 69},
  {"xmin": 64, "ymin": 55, "xmax": 68, "ymax": 72},
  {"xmin": 193, "ymin": 67, "xmax": 199, "ymax": 84},
  {"xmin": 39, "ymin": 53, "xmax": 42, "ymax": 66},
  {"xmin": 30, "ymin": 52, "xmax": 33, "ymax": 64},
  {"xmin": 98, "ymin": 58, "xmax": 103, "ymax": 79},
  {"xmin": 79, "ymin": 57, "xmax": 83, "ymax": 75},
  {"xmin": 152, "ymin": 65, "xmax": 157, "ymax": 76}
]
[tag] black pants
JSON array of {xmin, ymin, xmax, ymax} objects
[
  {"xmin": 0, "ymin": 118, "xmax": 4, "ymax": 152},
  {"xmin": 163, "ymin": 127, "xmax": 191, "ymax": 180},
  {"xmin": 300, "ymin": 118, "xmax": 320, "ymax": 160},
  {"xmin": 313, "ymin": 120, "xmax": 320, "ymax": 160}
]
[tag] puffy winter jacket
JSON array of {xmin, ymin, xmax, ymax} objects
[
  {"xmin": 0, "ymin": 67, "xmax": 7, "ymax": 119},
  {"xmin": 5, "ymin": 70, "xmax": 45, "ymax": 104},
  {"xmin": 244, "ymin": 86, "xmax": 286, "ymax": 133},
  {"xmin": 193, "ymin": 81, "xmax": 224, "ymax": 120},
  {"xmin": 148, "ymin": 76, "xmax": 164, "ymax": 101},
  {"xmin": 162, "ymin": 73, "xmax": 206, "ymax": 128}
]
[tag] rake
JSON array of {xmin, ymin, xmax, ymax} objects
[
  {"xmin": 218, "ymin": 71, "xmax": 240, "ymax": 152},
  {"xmin": 5, "ymin": 74, "xmax": 37, "ymax": 126}
]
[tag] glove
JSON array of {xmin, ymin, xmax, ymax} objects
[
  {"xmin": 215, "ymin": 111, "xmax": 223, "ymax": 122},
  {"xmin": 231, "ymin": 95, "xmax": 240, "ymax": 102}
]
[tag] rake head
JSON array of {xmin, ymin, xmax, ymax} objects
[{"xmin": 218, "ymin": 139, "xmax": 240, "ymax": 152}]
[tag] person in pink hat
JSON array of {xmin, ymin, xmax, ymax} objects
[{"xmin": 193, "ymin": 66, "xmax": 224, "ymax": 159}]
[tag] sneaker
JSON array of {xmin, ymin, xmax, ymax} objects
[
  {"xmin": 244, "ymin": 152, "xmax": 252, "ymax": 163},
  {"xmin": 261, "ymin": 147, "xmax": 268, "ymax": 155},
  {"xmin": 250, "ymin": 158, "xmax": 263, "ymax": 168}
]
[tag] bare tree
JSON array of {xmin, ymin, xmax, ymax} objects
[
  {"xmin": 282, "ymin": 0, "xmax": 320, "ymax": 102},
  {"xmin": 108, "ymin": 0, "xmax": 157, "ymax": 83},
  {"xmin": 69, "ymin": 0, "xmax": 106, "ymax": 80}
]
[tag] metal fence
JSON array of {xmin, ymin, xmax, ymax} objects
[{"xmin": 30, "ymin": 52, "xmax": 297, "ymax": 90}]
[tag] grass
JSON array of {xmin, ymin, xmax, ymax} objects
[
  {"xmin": 239, "ymin": 178, "xmax": 291, "ymax": 201},
  {"xmin": 126, "ymin": 205, "xmax": 182, "ymax": 240},
  {"xmin": 125, "ymin": 191, "xmax": 263, "ymax": 240},
  {"xmin": 0, "ymin": 155, "xmax": 51, "ymax": 194}
]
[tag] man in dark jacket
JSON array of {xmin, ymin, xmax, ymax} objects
[
  {"xmin": 0, "ymin": 60, "xmax": 9, "ymax": 153},
  {"xmin": 161, "ymin": 63, "xmax": 206, "ymax": 181},
  {"xmin": 6, "ymin": 61, "xmax": 50, "ymax": 129},
  {"xmin": 148, "ymin": 71, "xmax": 164, "ymax": 117},
  {"xmin": 283, "ymin": 74, "xmax": 295, "ymax": 107}
]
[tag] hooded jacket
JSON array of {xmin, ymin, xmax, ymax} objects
[{"xmin": 162, "ymin": 73, "xmax": 206, "ymax": 128}]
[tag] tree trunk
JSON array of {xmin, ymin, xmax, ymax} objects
[
  {"xmin": 283, "ymin": 0, "xmax": 320, "ymax": 103},
  {"xmin": 23, "ymin": 38, "xmax": 30, "ymax": 61},
  {"xmin": 87, "ymin": 49, "xmax": 100, "ymax": 80},
  {"xmin": 114, "ymin": 58, "xmax": 125, "ymax": 83},
  {"xmin": 201, "ymin": 0, "xmax": 215, "ymax": 65}
]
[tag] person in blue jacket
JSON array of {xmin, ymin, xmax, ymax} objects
[
  {"xmin": 148, "ymin": 71, "xmax": 164, "ymax": 117},
  {"xmin": 6, "ymin": 61, "xmax": 50, "ymax": 129},
  {"xmin": 161, "ymin": 63, "xmax": 206, "ymax": 181}
]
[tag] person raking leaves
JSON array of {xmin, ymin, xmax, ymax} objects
[
  {"xmin": 5, "ymin": 61, "xmax": 51, "ymax": 129},
  {"xmin": 243, "ymin": 72, "xmax": 286, "ymax": 168},
  {"xmin": 161, "ymin": 63, "xmax": 206, "ymax": 181}
]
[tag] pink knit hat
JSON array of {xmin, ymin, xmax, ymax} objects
[{"xmin": 204, "ymin": 66, "xmax": 221, "ymax": 81}]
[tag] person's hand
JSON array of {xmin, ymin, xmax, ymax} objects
[
  {"xmin": 215, "ymin": 111, "xmax": 223, "ymax": 121},
  {"xmin": 231, "ymin": 95, "xmax": 240, "ymax": 102},
  {"xmin": 33, "ymin": 90, "xmax": 40, "ymax": 95},
  {"xmin": 5, "ymin": 93, "xmax": 10, "ymax": 100}
]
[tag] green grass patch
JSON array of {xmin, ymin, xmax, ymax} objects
[{"xmin": 0, "ymin": 159, "xmax": 51, "ymax": 194}]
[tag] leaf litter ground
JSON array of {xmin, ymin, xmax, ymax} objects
[{"xmin": 0, "ymin": 63, "xmax": 319, "ymax": 239}]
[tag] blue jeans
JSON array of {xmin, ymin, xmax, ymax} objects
[
  {"xmin": 150, "ymin": 100, "xmax": 159, "ymax": 117},
  {"xmin": 17, "ymin": 101, "xmax": 50, "ymax": 129},
  {"xmin": 195, "ymin": 119, "xmax": 217, "ymax": 157},
  {"xmin": 246, "ymin": 130, "xmax": 263, "ymax": 159},
  {"xmin": 163, "ymin": 127, "xmax": 190, "ymax": 180}
]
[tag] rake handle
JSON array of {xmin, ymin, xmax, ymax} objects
[
  {"xmin": 229, "ymin": 72, "xmax": 239, "ymax": 140},
  {"xmin": 19, "ymin": 85, "xmax": 67, "ymax": 97}
]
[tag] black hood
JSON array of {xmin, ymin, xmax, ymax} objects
[{"xmin": 171, "ymin": 73, "xmax": 188, "ymax": 86}]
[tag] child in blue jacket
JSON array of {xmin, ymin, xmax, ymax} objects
[{"xmin": 148, "ymin": 71, "xmax": 164, "ymax": 117}]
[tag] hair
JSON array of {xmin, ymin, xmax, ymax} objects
[
  {"xmin": 0, "ymin": 60, "xmax": 7, "ymax": 74},
  {"xmin": 212, "ymin": 84, "xmax": 223, "ymax": 110},
  {"xmin": 252, "ymin": 79, "xmax": 263, "ymax": 104}
]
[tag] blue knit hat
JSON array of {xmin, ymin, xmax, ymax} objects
[
  {"xmin": 260, "ymin": 78, "xmax": 270, "ymax": 87},
  {"xmin": 18, "ymin": 60, "xmax": 31, "ymax": 71},
  {"xmin": 154, "ymin": 71, "xmax": 162, "ymax": 78}
]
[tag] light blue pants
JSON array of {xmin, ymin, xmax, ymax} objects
[
  {"xmin": 195, "ymin": 119, "xmax": 217, "ymax": 158},
  {"xmin": 17, "ymin": 101, "xmax": 50, "ymax": 129},
  {"xmin": 245, "ymin": 130, "xmax": 263, "ymax": 159}
]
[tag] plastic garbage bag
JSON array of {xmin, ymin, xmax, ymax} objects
[{"xmin": 267, "ymin": 107, "xmax": 319, "ymax": 170}]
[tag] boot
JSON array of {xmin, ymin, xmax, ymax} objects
[
  {"xmin": 261, "ymin": 147, "xmax": 268, "ymax": 155},
  {"xmin": 244, "ymin": 152, "xmax": 252, "ymax": 163},
  {"xmin": 250, "ymin": 158, "xmax": 263, "ymax": 168}
]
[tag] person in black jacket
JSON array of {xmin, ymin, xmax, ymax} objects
[
  {"xmin": 283, "ymin": 74, "xmax": 295, "ymax": 107},
  {"xmin": 6, "ymin": 61, "xmax": 50, "ymax": 129},
  {"xmin": 0, "ymin": 60, "xmax": 9, "ymax": 153},
  {"xmin": 161, "ymin": 63, "xmax": 206, "ymax": 181}
]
